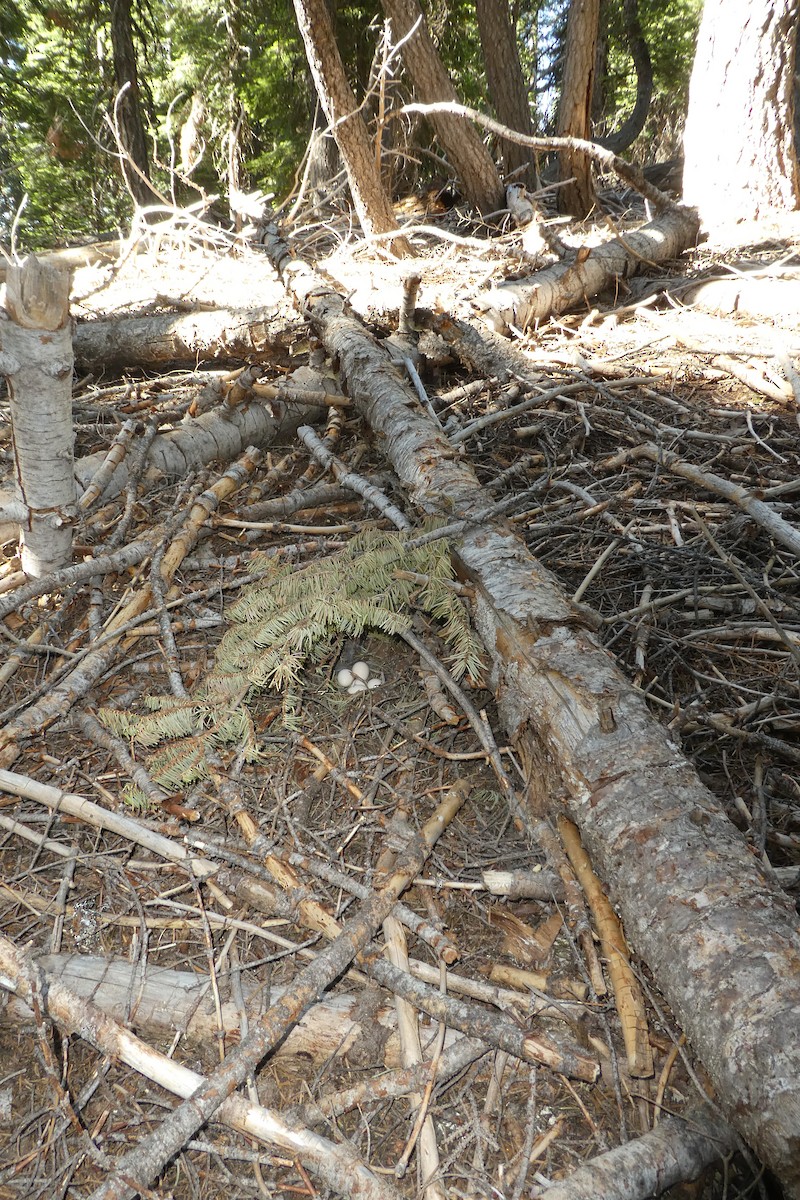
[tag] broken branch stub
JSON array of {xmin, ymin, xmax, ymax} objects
[{"xmin": 1, "ymin": 256, "xmax": 76, "ymax": 577}]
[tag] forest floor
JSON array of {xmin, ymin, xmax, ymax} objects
[{"xmin": 1, "ymin": 194, "xmax": 799, "ymax": 1200}]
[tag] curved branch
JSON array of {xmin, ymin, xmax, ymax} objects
[
  {"xmin": 598, "ymin": 0, "xmax": 653, "ymax": 155},
  {"xmin": 395, "ymin": 100, "xmax": 681, "ymax": 213}
]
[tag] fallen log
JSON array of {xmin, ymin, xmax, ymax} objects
[
  {"xmin": 73, "ymin": 389, "xmax": 324, "ymax": 500},
  {"xmin": 0, "ymin": 392, "xmax": 323, "ymax": 530},
  {"xmin": 680, "ymin": 272, "xmax": 800, "ymax": 324},
  {"xmin": 0, "ymin": 238, "xmax": 137, "ymax": 286},
  {"xmin": 0, "ymin": 937, "xmax": 399, "ymax": 1200},
  {"xmin": 528, "ymin": 1106, "xmax": 737, "ymax": 1200},
  {"xmin": 392, "ymin": 101, "xmax": 700, "ymax": 333},
  {"xmin": 476, "ymin": 204, "xmax": 700, "ymax": 333},
  {"xmin": 264, "ymin": 229, "xmax": 800, "ymax": 1197},
  {"xmin": 2, "ymin": 952, "xmax": 447, "ymax": 1068},
  {"xmin": 74, "ymin": 301, "xmax": 303, "ymax": 371}
]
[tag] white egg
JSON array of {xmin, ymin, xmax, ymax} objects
[
  {"xmin": 367, "ymin": 677, "xmax": 382, "ymax": 690},
  {"xmin": 336, "ymin": 668, "xmax": 354, "ymax": 689},
  {"xmin": 351, "ymin": 660, "xmax": 371, "ymax": 681},
  {"xmin": 347, "ymin": 678, "xmax": 368, "ymax": 695}
]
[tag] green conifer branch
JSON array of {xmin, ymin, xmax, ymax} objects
[{"xmin": 98, "ymin": 525, "xmax": 483, "ymax": 799}]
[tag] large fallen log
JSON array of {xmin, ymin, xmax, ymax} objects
[
  {"xmin": 0, "ymin": 392, "xmax": 323, "ymax": 528},
  {"xmin": 393, "ymin": 101, "xmax": 700, "ymax": 333},
  {"xmin": 264, "ymin": 229, "xmax": 800, "ymax": 1197},
  {"xmin": 2, "ymin": 952, "xmax": 447, "ymax": 1068},
  {"xmin": 73, "ymin": 388, "xmax": 324, "ymax": 499},
  {"xmin": 476, "ymin": 204, "xmax": 700, "ymax": 333},
  {"xmin": 74, "ymin": 301, "xmax": 302, "ymax": 371}
]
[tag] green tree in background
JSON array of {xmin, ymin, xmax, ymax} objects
[
  {"xmin": 1, "ymin": 0, "xmax": 706, "ymax": 248},
  {"xmin": 1, "ymin": 0, "xmax": 134, "ymax": 246},
  {"xmin": 598, "ymin": 0, "xmax": 701, "ymax": 158}
]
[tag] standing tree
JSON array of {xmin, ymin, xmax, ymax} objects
[
  {"xmin": 380, "ymin": 0, "xmax": 505, "ymax": 213},
  {"xmin": 596, "ymin": 0, "xmax": 652, "ymax": 155},
  {"xmin": 475, "ymin": 0, "xmax": 535, "ymax": 186},
  {"xmin": 291, "ymin": 0, "xmax": 411, "ymax": 250},
  {"xmin": 682, "ymin": 0, "xmax": 800, "ymax": 224},
  {"xmin": 555, "ymin": 0, "xmax": 601, "ymax": 216},
  {"xmin": 109, "ymin": 0, "xmax": 160, "ymax": 208}
]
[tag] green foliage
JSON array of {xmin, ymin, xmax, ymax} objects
[
  {"xmin": 1, "ymin": 0, "xmax": 702, "ymax": 246},
  {"xmin": 1, "ymin": 0, "xmax": 134, "ymax": 246},
  {"xmin": 99, "ymin": 528, "xmax": 483, "ymax": 798},
  {"xmin": 597, "ymin": 0, "xmax": 702, "ymax": 156},
  {"xmin": 215, "ymin": 525, "xmax": 483, "ymax": 693}
]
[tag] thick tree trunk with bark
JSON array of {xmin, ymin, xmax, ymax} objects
[
  {"xmin": 291, "ymin": 0, "xmax": 410, "ymax": 250},
  {"xmin": 380, "ymin": 0, "xmax": 504, "ymax": 213},
  {"xmin": 597, "ymin": 0, "xmax": 652, "ymax": 155},
  {"xmin": 683, "ymin": 0, "xmax": 800, "ymax": 224},
  {"xmin": 555, "ymin": 0, "xmax": 600, "ymax": 216},
  {"xmin": 73, "ymin": 302, "xmax": 302, "ymax": 371},
  {"xmin": 475, "ymin": 0, "xmax": 534, "ymax": 185},
  {"xmin": 109, "ymin": 0, "xmax": 160, "ymax": 209},
  {"xmin": 265, "ymin": 233, "xmax": 800, "ymax": 1197}
]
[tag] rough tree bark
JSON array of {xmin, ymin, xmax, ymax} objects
[
  {"xmin": 264, "ymin": 231, "xmax": 800, "ymax": 1197},
  {"xmin": 475, "ymin": 0, "xmax": 535, "ymax": 185},
  {"xmin": 380, "ymin": 0, "xmax": 504, "ymax": 213},
  {"xmin": 73, "ymin": 301, "xmax": 302, "ymax": 371},
  {"xmin": 683, "ymin": 0, "xmax": 800, "ymax": 224},
  {"xmin": 109, "ymin": 0, "xmax": 160, "ymax": 208},
  {"xmin": 291, "ymin": 0, "xmax": 410, "ymax": 251},
  {"xmin": 555, "ymin": 0, "xmax": 600, "ymax": 216}
]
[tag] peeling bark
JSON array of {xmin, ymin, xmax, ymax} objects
[
  {"xmin": 6, "ymin": 952, "xmax": 437, "ymax": 1068},
  {"xmin": 73, "ymin": 395, "xmax": 322, "ymax": 500},
  {"xmin": 1, "ymin": 257, "xmax": 76, "ymax": 576}
]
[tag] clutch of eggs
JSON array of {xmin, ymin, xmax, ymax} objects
[{"xmin": 336, "ymin": 661, "xmax": 382, "ymax": 694}]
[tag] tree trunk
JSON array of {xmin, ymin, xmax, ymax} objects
[
  {"xmin": 380, "ymin": 0, "xmax": 504, "ymax": 213},
  {"xmin": 263, "ymin": 233, "xmax": 800, "ymax": 1198},
  {"xmin": 291, "ymin": 0, "xmax": 410, "ymax": 251},
  {"xmin": 475, "ymin": 0, "xmax": 535, "ymax": 185},
  {"xmin": 476, "ymin": 203, "xmax": 699, "ymax": 332},
  {"xmin": 682, "ymin": 0, "xmax": 800, "ymax": 224},
  {"xmin": 8, "ymin": 952, "xmax": 458, "ymax": 1069},
  {"xmin": 109, "ymin": 0, "xmax": 160, "ymax": 209},
  {"xmin": 306, "ymin": 100, "xmax": 343, "ymax": 201},
  {"xmin": 597, "ymin": 0, "xmax": 652, "ymax": 156},
  {"xmin": 528, "ymin": 1106, "xmax": 736, "ymax": 1200},
  {"xmin": 1, "ymin": 258, "xmax": 75, "ymax": 577},
  {"xmin": 555, "ymin": 0, "xmax": 600, "ymax": 216},
  {"xmin": 73, "ymin": 302, "xmax": 302, "ymax": 371}
]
